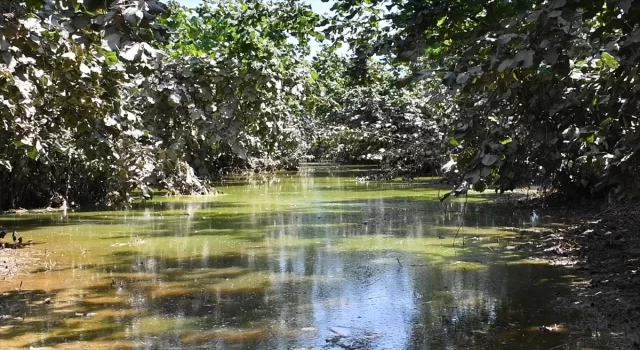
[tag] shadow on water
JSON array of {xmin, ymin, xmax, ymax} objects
[{"xmin": 0, "ymin": 164, "xmax": 611, "ymax": 349}]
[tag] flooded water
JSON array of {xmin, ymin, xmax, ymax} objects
[{"xmin": 0, "ymin": 165, "xmax": 603, "ymax": 349}]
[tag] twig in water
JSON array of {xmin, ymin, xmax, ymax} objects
[
  {"xmin": 396, "ymin": 257, "xmax": 403, "ymax": 267},
  {"xmin": 453, "ymin": 191, "xmax": 469, "ymax": 248},
  {"xmin": 18, "ymin": 281, "xmax": 22, "ymax": 292}
]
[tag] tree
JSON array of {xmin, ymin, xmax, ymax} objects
[
  {"xmin": 309, "ymin": 53, "xmax": 451, "ymax": 175},
  {"xmin": 325, "ymin": 0, "xmax": 640, "ymax": 199},
  {"xmin": 143, "ymin": 0, "xmax": 322, "ymax": 179},
  {"xmin": 0, "ymin": 0, "xmax": 327, "ymax": 210},
  {"xmin": 0, "ymin": 0, "xmax": 170, "ymax": 209}
]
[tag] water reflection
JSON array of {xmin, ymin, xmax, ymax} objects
[{"xmin": 0, "ymin": 165, "xmax": 600, "ymax": 349}]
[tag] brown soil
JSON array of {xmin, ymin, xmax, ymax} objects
[{"xmin": 506, "ymin": 200, "xmax": 640, "ymax": 349}]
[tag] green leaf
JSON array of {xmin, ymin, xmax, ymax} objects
[
  {"xmin": 311, "ymin": 70, "xmax": 319, "ymax": 81},
  {"xmin": 103, "ymin": 51, "xmax": 118, "ymax": 66},
  {"xmin": 27, "ymin": 147, "xmax": 39, "ymax": 160},
  {"xmin": 448, "ymin": 136, "xmax": 460, "ymax": 146},
  {"xmin": 601, "ymin": 52, "xmax": 619, "ymax": 69},
  {"xmin": 499, "ymin": 137, "xmax": 512, "ymax": 145}
]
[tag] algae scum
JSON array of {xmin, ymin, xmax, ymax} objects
[{"xmin": 0, "ymin": 165, "xmax": 603, "ymax": 349}]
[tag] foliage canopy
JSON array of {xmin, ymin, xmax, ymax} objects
[
  {"xmin": 0, "ymin": 0, "xmax": 320, "ymax": 209},
  {"xmin": 324, "ymin": 0, "xmax": 640, "ymax": 200},
  {"xmin": 2, "ymin": 0, "xmax": 639, "ymax": 209}
]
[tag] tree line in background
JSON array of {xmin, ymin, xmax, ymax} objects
[{"xmin": 1, "ymin": 0, "xmax": 638, "ymax": 210}]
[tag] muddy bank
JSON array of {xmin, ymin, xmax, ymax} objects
[{"xmin": 508, "ymin": 200, "xmax": 640, "ymax": 349}]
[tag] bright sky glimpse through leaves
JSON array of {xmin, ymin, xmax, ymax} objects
[
  {"xmin": 175, "ymin": 0, "xmax": 334, "ymax": 55},
  {"xmin": 177, "ymin": 0, "xmax": 333, "ymax": 13}
]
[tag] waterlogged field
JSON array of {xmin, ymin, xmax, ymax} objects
[{"xmin": 0, "ymin": 165, "xmax": 604, "ymax": 349}]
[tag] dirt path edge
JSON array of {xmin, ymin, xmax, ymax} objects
[{"xmin": 507, "ymin": 200, "xmax": 640, "ymax": 349}]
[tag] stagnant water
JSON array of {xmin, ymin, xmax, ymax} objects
[{"xmin": 0, "ymin": 165, "xmax": 606, "ymax": 349}]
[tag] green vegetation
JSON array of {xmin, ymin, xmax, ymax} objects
[
  {"xmin": 0, "ymin": 0, "xmax": 319, "ymax": 210},
  {"xmin": 2, "ymin": 0, "xmax": 639, "ymax": 209},
  {"xmin": 324, "ymin": 0, "xmax": 640, "ymax": 200}
]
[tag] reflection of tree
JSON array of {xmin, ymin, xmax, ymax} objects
[
  {"xmin": 1, "ymin": 175, "xmax": 581, "ymax": 349},
  {"xmin": 404, "ymin": 262, "xmax": 576, "ymax": 349}
]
